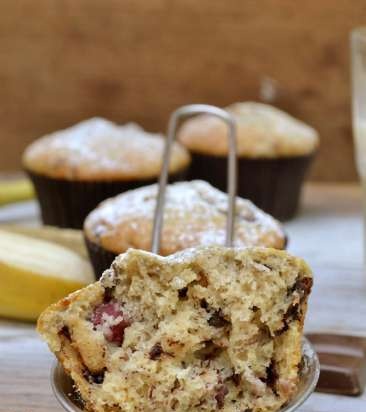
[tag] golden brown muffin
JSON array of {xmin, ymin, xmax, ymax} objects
[
  {"xmin": 178, "ymin": 102, "xmax": 319, "ymax": 159},
  {"xmin": 38, "ymin": 246, "xmax": 312, "ymax": 412},
  {"xmin": 22, "ymin": 118, "xmax": 191, "ymax": 229},
  {"xmin": 83, "ymin": 180, "xmax": 286, "ymax": 276},
  {"xmin": 176, "ymin": 102, "xmax": 319, "ymax": 221},
  {"xmin": 23, "ymin": 118, "xmax": 190, "ymax": 181}
]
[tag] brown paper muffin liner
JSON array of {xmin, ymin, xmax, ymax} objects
[
  {"xmin": 186, "ymin": 153, "xmax": 314, "ymax": 221},
  {"xmin": 26, "ymin": 168, "xmax": 188, "ymax": 229},
  {"xmin": 84, "ymin": 236, "xmax": 118, "ymax": 280}
]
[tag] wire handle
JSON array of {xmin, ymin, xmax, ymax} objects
[{"xmin": 151, "ymin": 104, "xmax": 238, "ymax": 254}]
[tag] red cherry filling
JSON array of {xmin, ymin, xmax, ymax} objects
[{"xmin": 91, "ymin": 300, "xmax": 131, "ymax": 345}]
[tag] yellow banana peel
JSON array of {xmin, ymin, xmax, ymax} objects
[
  {"xmin": 0, "ymin": 229, "xmax": 94, "ymax": 321},
  {"xmin": 0, "ymin": 178, "xmax": 35, "ymax": 206}
]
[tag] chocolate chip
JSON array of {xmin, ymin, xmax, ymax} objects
[
  {"xmin": 59, "ymin": 325, "xmax": 71, "ymax": 340},
  {"xmin": 171, "ymin": 378, "xmax": 180, "ymax": 392},
  {"xmin": 72, "ymin": 390, "xmax": 86, "ymax": 409},
  {"xmin": 275, "ymin": 323, "xmax": 289, "ymax": 336},
  {"xmin": 208, "ymin": 310, "xmax": 230, "ymax": 328},
  {"xmin": 200, "ymin": 299, "xmax": 208, "ymax": 309},
  {"xmin": 295, "ymin": 277, "xmax": 313, "ymax": 300},
  {"xmin": 231, "ymin": 373, "xmax": 241, "ymax": 386},
  {"xmin": 215, "ymin": 385, "xmax": 229, "ymax": 409},
  {"xmin": 148, "ymin": 385, "xmax": 155, "ymax": 399},
  {"xmin": 82, "ymin": 368, "xmax": 106, "ymax": 384},
  {"xmin": 178, "ymin": 287, "xmax": 188, "ymax": 299},
  {"xmin": 197, "ymin": 271, "xmax": 209, "ymax": 287},
  {"xmin": 103, "ymin": 287, "xmax": 115, "ymax": 303},
  {"xmin": 285, "ymin": 303, "xmax": 300, "ymax": 322},
  {"xmin": 251, "ymin": 306, "xmax": 259, "ymax": 312},
  {"xmin": 263, "ymin": 359, "xmax": 278, "ymax": 392},
  {"xmin": 195, "ymin": 341, "xmax": 223, "ymax": 360},
  {"xmin": 275, "ymin": 303, "xmax": 300, "ymax": 336},
  {"xmin": 149, "ymin": 343, "xmax": 163, "ymax": 360}
]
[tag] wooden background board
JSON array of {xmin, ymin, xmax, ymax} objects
[
  {"xmin": 0, "ymin": 1, "xmax": 365, "ymax": 181},
  {"xmin": 1, "ymin": 183, "xmax": 366, "ymax": 412}
]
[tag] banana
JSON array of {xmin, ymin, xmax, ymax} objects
[
  {"xmin": 0, "ymin": 178, "xmax": 34, "ymax": 206},
  {"xmin": 0, "ymin": 224, "xmax": 88, "ymax": 259},
  {"xmin": 0, "ymin": 229, "xmax": 94, "ymax": 321}
]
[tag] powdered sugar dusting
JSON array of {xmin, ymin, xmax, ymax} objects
[
  {"xmin": 85, "ymin": 180, "xmax": 285, "ymax": 254},
  {"xmin": 23, "ymin": 118, "xmax": 190, "ymax": 179},
  {"xmin": 178, "ymin": 102, "xmax": 319, "ymax": 158}
]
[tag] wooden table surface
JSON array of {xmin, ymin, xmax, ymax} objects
[{"xmin": 1, "ymin": 183, "xmax": 365, "ymax": 412}]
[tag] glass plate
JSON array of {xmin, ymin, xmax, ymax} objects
[{"xmin": 51, "ymin": 337, "xmax": 319, "ymax": 412}]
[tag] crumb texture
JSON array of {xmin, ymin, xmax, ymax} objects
[
  {"xmin": 23, "ymin": 118, "xmax": 190, "ymax": 180},
  {"xmin": 178, "ymin": 102, "xmax": 319, "ymax": 158},
  {"xmin": 84, "ymin": 180, "xmax": 286, "ymax": 255},
  {"xmin": 38, "ymin": 246, "xmax": 312, "ymax": 412}
]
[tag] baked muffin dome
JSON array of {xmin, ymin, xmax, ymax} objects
[
  {"xmin": 178, "ymin": 102, "xmax": 319, "ymax": 158},
  {"xmin": 84, "ymin": 180, "xmax": 286, "ymax": 257},
  {"xmin": 23, "ymin": 118, "xmax": 190, "ymax": 181}
]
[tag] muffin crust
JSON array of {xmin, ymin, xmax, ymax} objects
[
  {"xmin": 178, "ymin": 102, "xmax": 319, "ymax": 158},
  {"xmin": 84, "ymin": 180, "xmax": 286, "ymax": 255},
  {"xmin": 23, "ymin": 118, "xmax": 190, "ymax": 181}
]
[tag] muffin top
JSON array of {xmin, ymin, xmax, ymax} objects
[
  {"xmin": 23, "ymin": 118, "xmax": 190, "ymax": 181},
  {"xmin": 84, "ymin": 180, "xmax": 286, "ymax": 255},
  {"xmin": 178, "ymin": 102, "xmax": 319, "ymax": 158}
]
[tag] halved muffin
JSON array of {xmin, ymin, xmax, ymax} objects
[{"xmin": 38, "ymin": 246, "xmax": 312, "ymax": 412}]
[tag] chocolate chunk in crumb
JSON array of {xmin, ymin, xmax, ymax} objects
[
  {"xmin": 208, "ymin": 310, "xmax": 230, "ymax": 327},
  {"xmin": 215, "ymin": 384, "xmax": 229, "ymax": 409},
  {"xmin": 231, "ymin": 373, "xmax": 241, "ymax": 386},
  {"xmin": 195, "ymin": 340, "xmax": 223, "ymax": 360},
  {"xmin": 275, "ymin": 303, "xmax": 300, "ymax": 336},
  {"xmin": 295, "ymin": 277, "xmax": 313, "ymax": 300},
  {"xmin": 275, "ymin": 323, "xmax": 289, "ymax": 336},
  {"xmin": 59, "ymin": 325, "xmax": 71, "ymax": 340},
  {"xmin": 284, "ymin": 303, "xmax": 300, "ymax": 322},
  {"xmin": 149, "ymin": 343, "xmax": 163, "ymax": 360},
  {"xmin": 72, "ymin": 390, "xmax": 86, "ymax": 409},
  {"xmin": 82, "ymin": 367, "xmax": 106, "ymax": 384},
  {"xmin": 171, "ymin": 378, "xmax": 180, "ymax": 392},
  {"xmin": 200, "ymin": 299, "xmax": 208, "ymax": 310},
  {"xmin": 103, "ymin": 287, "xmax": 115, "ymax": 303},
  {"xmin": 197, "ymin": 271, "xmax": 209, "ymax": 287},
  {"xmin": 265, "ymin": 359, "xmax": 278, "ymax": 392},
  {"xmin": 178, "ymin": 287, "xmax": 188, "ymax": 299}
]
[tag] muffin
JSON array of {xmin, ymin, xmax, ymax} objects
[
  {"xmin": 84, "ymin": 180, "xmax": 286, "ymax": 278},
  {"xmin": 22, "ymin": 118, "xmax": 191, "ymax": 229},
  {"xmin": 178, "ymin": 102, "xmax": 319, "ymax": 220},
  {"xmin": 38, "ymin": 246, "xmax": 313, "ymax": 412}
]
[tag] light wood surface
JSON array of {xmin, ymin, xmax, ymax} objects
[
  {"xmin": 0, "ymin": 1, "xmax": 364, "ymax": 181},
  {"xmin": 1, "ymin": 183, "xmax": 366, "ymax": 411}
]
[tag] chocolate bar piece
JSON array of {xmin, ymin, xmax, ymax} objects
[{"xmin": 307, "ymin": 333, "xmax": 366, "ymax": 396}]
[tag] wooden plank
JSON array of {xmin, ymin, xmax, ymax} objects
[
  {"xmin": 0, "ymin": 0, "xmax": 364, "ymax": 180},
  {"xmin": 0, "ymin": 183, "xmax": 366, "ymax": 411}
]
